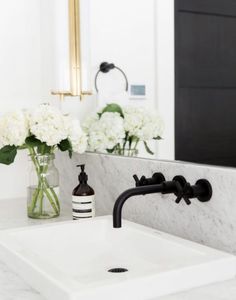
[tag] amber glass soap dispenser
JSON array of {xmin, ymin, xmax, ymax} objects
[{"xmin": 72, "ymin": 164, "xmax": 95, "ymax": 220}]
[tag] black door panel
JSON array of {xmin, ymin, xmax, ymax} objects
[{"xmin": 175, "ymin": 0, "xmax": 236, "ymax": 167}]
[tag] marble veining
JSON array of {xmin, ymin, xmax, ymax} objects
[
  {"xmin": 0, "ymin": 260, "xmax": 43, "ymax": 300},
  {"xmin": 57, "ymin": 152, "xmax": 236, "ymax": 254}
]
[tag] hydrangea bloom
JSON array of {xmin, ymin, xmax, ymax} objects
[
  {"xmin": 83, "ymin": 112, "xmax": 125, "ymax": 152},
  {"xmin": 123, "ymin": 106, "xmax": 164, "ymax": 141},
  {"xmin": 68, "ymin": 119, "xmax": 88, "ymax": 154},
  {"xmin": 82, "ymin": 113, "xmax": 99, "ymax": 134},
  {"xmin": 29, "ymin": 104, "xmax": 68, "ymax": 146},
  {"xmin": 0, "ymin": 110, "xmax": 29, "ymax": 146}
]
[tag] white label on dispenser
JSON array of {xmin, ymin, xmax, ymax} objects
[{"xmin": 72, "ymin": 195, "xmax": 95, "ymax": 219}]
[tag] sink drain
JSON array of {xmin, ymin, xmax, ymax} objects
[{"xmin": 108, "ymin": 268, "xmax": 128, "ymax": 273}]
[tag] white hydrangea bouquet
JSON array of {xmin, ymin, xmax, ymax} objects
[
  {"xmin": 83, "ymin": 103, "xmax": 164, "ymax": 156},
  {"xmin": 0, "ymin": 104, "xmax": 87, "ymax": 219}
]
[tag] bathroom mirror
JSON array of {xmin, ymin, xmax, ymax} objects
[
  {"xmin": 79, "ymin": 0, "xmax": 236, "ymax": 169},
  {"xmin": 2, "ymin": 0, "xmax": 235, "ymax": 169},
  {"xmin": 83, "ymin": 0, "xmax": 174, "ymax": 161}
]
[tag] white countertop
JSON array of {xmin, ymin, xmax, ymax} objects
[{"xmin": 0, "ymin": 198, "xmax": 236, "ymax": 300}]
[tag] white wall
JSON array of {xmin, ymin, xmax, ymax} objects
[
  {"xmin": 0, "ymin": 0, "xmax": 42, "ymax": 200},
  {"xmin": 0, "ymin": 0, "xmax": 42, "ymax": 112},
  {"xmin": 89, "ymin": 0, "xmax": 156, "ymax": 109},
  {"xmin": 40, "ymin": 0, "xmax": 55, "ymax": 102}
]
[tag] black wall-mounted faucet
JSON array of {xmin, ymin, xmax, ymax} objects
[{"xmin": 113, "ymin": 173, "xmax": 212, "ymax": 228}]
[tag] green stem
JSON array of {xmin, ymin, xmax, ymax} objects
[
  {"xmin": 122, "ymin": 133, "xmax": 128, "ymax": 152},
  {"xmin": 48, "ymin": 186, "xmax": 60, "ymax": 212},
  {"xmin": 132, "ymin": 138, "xmax": 139, "ymax": 151},
  {"xmin": 41, "ymin": 147, "xmax": 60, "ymax": 212},
  {"xmin": 43, "ymin": 187, "xmax": 59, "ymax": 214},
  {"xmin": 28, "ymin": 147, "xmax": 41, "ymax": 214},
  {"xmin": 38, "ymin": 187, "xmax": 44, "ymax": 215},
  {"xmin": 27, "ymin": 146, "xmax": 59, "ymax": 216},
  {"xmin": 29, "ymin": 187, "xmax": 40, "ymax": 213}
]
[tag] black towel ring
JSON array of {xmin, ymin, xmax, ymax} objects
[{"xmin": 94, "ymin": 62, "xmax": 129, "ymax": 93}]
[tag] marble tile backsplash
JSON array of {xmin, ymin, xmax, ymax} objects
[{"xmin": 57, "ymin": 152, "xmax": 236, "ymax": 254}]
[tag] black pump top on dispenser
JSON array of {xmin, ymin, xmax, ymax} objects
[
  {"xmin": 77, "ymin": 164, "xmax": 88, "ymax": 184},
  {"xmin": 72, "ymin": 164, "xmax": 94, "ymax": 196}
]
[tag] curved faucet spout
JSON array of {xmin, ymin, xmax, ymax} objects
[
  {"xmin": 113, "ymin": 184, "xmax": 165, "ymax": 228},
  {"xmin": 113, "ymin": 175, "xmax": 212, "ymax": 228}
]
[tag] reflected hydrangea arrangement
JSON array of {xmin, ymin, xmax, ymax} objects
[{"xmin": 83, "ymin": 103, "xmax": 164, "ymax": 156}]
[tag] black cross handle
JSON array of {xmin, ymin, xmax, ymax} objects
[{"xmin": 173, "ymin": 175, "xmax": 212, "ymax": 205}]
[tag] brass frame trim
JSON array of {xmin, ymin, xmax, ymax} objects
[
  {"xmin": 51, "ymin": 0, "xmax": 92, "ymax": 100},
  {"xmin": 69, "ymin": 0, "xmax": 80, "ymax": 96}
]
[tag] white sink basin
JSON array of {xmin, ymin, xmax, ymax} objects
[{"xmin": 0, "ymin": 216, "xmax": 235, "ymax": 300}]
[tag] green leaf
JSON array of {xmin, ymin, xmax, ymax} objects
[
  {"xmin": 68, "ymin": 149, "xmax": 73, "ymax": 158},
  {"xmin": 37, "ymin": 143, "xmax": 51, "ymax": 155},
  {"xmin": 153, "ymin": 136, "xmax": 162, "ymax": 140},
  {"xmin": 58, "ymin": 139, "xmax": 71, "ymax": 152},
  {"xmin": 0, "ymin": 145, "xmax": 17, "ymax": 165},
  {"xmin": 101, "ymin": 103, "xmax": 124, "ymax": 118},
  {"xmin": 25, "ymin": 136, "xmax": 52, "ymax": 154},
  {"xmin": 143, "ymin": 141, "xmax": 154, "ymax": 155},
  {"xmin": 106, "ymin": 147, "xmax": 116, "ymax": 154},
  {"xmin": 58, "ymin": 139, "xmax": 73, "ymax": 159},
  {"xmin": 25, "ymin": 136, "xmax": 42, "ymax": 148}
]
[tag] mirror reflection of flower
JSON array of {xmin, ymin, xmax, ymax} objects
[{"xmin": 83, "ymin": 103, "xmax": 164, "ymax": 157}]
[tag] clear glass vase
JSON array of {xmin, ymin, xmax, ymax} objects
[
  {"xmin": 123, "ymin": 149, "xmax": 138, "ymax": 157},
  {"xmin": 114, "ymin": 148, "xmax": 138, "ymax": 157},
  {"xmin": 27, "ymin": 154, "xmax": 60, "ymax": 219}
]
